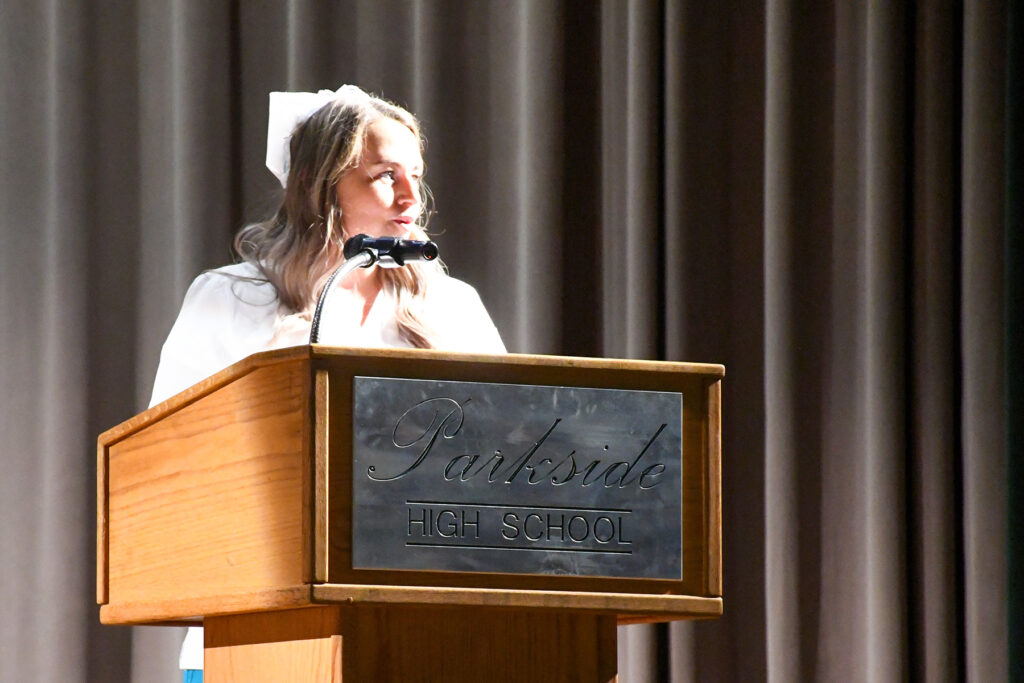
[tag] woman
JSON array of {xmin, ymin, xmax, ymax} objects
[{"xmin": 149, "ymin": 85, "xmax": 506, "ymax": 681}]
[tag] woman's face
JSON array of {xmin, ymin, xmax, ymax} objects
[{"xmin": 336, "ymin": 117, "xmax": 423, "ymax": 239}]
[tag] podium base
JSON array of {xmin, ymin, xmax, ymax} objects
[{"xmin": 204, "ymin": 605, "xmax": 618, "ymax": 682}]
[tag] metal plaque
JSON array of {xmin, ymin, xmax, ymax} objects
[{"xmin": 351, "ymin": 377, "xmax": 683, "ymax": 580}]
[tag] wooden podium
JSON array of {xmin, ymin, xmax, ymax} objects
[{"xmin": 97, "ymin": 346, "xmax": 723, "ymax": 682}]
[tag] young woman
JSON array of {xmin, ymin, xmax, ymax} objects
[{"xmin": 149, "ymin": 85, "xmax": 506, "ymax": 682}]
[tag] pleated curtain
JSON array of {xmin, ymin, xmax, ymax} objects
[{"xmin": 1, "ymin": 1, "xmax": 1019, "ymax": 681}]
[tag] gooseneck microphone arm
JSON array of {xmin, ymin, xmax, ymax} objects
[
  {"xmin": 308, "ymin": 234, "xmax": 439, "ymax": 344},
  {"xmin": 308, "ymin": 250, "xmax": 373, "ymax": 344}
]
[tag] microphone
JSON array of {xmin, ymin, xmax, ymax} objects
[
  {"xmin": 309, "ymin": 234, "xmax": 440, "ymax": 343},
  {"xmin": 343, "ymin": 234, "xmax": 439, "ymax": 268}
]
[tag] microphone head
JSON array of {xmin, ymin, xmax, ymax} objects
[
  {"xmin": 342, "ymin": 234, "xmax": 439, "ymax": 266},
  {"xmin": 420, "ymin": 241, "xmax": 440, "ymax": 261},
  {"xmin": 390, "ymin": 239, "xmax": 439, "ymax": 266}
]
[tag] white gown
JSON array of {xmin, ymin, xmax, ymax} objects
[{"xmin": 147, "ymin": 262, "xmax": 506, "ymax": 670}]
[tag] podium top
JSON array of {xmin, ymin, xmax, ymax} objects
[{"xmin": 107, "ymin": 345, "xmax": 723, "ymax": 436}]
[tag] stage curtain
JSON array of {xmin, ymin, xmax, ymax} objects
[{"xmin": 0, "ymin": 1, "xmax": 1017, "ymax": 680}]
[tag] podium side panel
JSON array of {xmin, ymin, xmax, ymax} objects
[
  {"xmin": 706, "ymin": 378, "xmax": 723, "ymax": 596},
  {"xmin": 104, "ymin": 361, "xmax": 311, "ymax": 618}
]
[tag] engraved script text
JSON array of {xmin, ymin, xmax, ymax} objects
[{"xmin": 367, "ymin": 396, "xmax": 667, "ymax": 489}]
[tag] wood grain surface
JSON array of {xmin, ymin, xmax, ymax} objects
[
  {"xmin": 101, "ymin": 360, "xmax": 311, "ymax": 611},
  {"xmin": 205, "ymin": 605, "xmax": 619, "ymax": 683},
  {"xmin": 98, "ymin": 346, "xmax": 723, "ymax": 626}
]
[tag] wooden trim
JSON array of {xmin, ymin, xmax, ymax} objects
[
  {"xmin": 300, "ymin": 369, "xmax": 314, "ymax": 584},
  {"xmin": 96, "ymin": 442, "xmax": 108, "ymax": 605},
  {"xmin": 616, "ymin": 611, "xmax": 721, "ymax": 625},
  {"xmin": 311, "ymin": 584, "xmax": 723, "ymax": 620},
  {"xmin": 311, "ymin": 344, "xmax": 725, "ymax": 377},
  {"xmin": 706, "ymin": 378, "xmax": 723, "ymax": 596},
  {"xmin": 318, "ymin": 352, "xmax": 716, "ymax": 598},
  {"xmin": 314, "ymin": 370, "xmax": 330, "ymax": 583},
  {"xmin": 99, "ymin": 585, "xmax": 312, "ymax": 625},
  {"xmin": 101, "ymin": 582, "xmax": 723, "ymax": 626}
]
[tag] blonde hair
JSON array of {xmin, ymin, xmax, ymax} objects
[{"xmin": 235, "ymin": 93, "xmax": 442, "ymax": 348}]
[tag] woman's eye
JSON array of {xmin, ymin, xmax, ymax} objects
[{"xmin": 377, "ymin": 170, "xmax": 395, "ymax": 183}]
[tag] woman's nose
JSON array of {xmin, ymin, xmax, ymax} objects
[{"xmin": 396, "ymin": 176, "xmax": 418, "ymax": 209}]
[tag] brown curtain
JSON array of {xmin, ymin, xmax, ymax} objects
[{"xmin": 0, "ymin": 1, "xmax": 1016, "ymax": 681}]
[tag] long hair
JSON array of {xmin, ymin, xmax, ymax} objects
[{"xmin": 234, "ymin": 93, "xmax": 442, "ymax": 348}]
